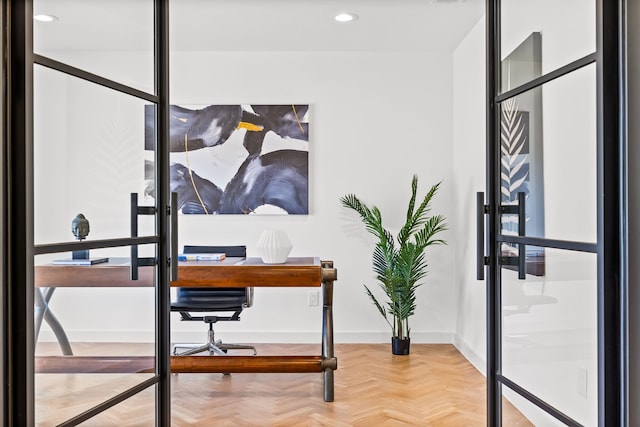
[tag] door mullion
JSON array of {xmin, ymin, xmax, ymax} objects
[
  {"xmin": 486, "ymin": 0, "xmax": 502, "ymax": 425},
  {"xmin": 596, "ymin": 0, "xmax": 625, "ymax": 425},
  {"xmin": 154, "ymin": 0, "xmax": 171, "ymax": 424},
  {"xmin": 5, "ymin": 0, "xmax": 35, "ymax": 425}
]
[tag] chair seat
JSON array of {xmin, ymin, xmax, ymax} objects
[
  {"xmin": 171, "ymin": 299, "xmax": 245, "ymax": 311},
  {"xmin": 172, "ymin": 287, "xmax": 247, "ymax": 311}
]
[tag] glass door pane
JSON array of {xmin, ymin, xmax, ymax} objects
[
  {"xmin": 34, "ymin": 250, "xmax": 156, "ymax": 425},
  {"xmin": 34, "ymin": 65, "xmax": 156, "ymax": 246},
  {"xmin": 501, "ymin": 248, "xmax": 597, "ymax": 426},
  {"xmin": 500, "ymin": 0, "xmax": 595, "ymax": 79},
  {"xmin": 33, "ymin": 0, "xmax": 154, "ymax": 94},
  {"xmin": 33, "ymin": 67, "xmax": 159, "ymax": 419},
  {"xmin": 500, "ymin": 64, "xmax": 597, "ymax": 244},
  {"xmin": 32, "ymin": 9, "xmax": 161, "ymax": 419}
]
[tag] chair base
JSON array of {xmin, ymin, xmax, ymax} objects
[
  {"xmin": 172, "ymin": 329, "xmax": 257, "ymax": 356},
  {"xmin": 172, "ymin": 341, "xmax": 257, "ymax": 356}
]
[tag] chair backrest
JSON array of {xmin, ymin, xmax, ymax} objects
[
  {"xmin": 183, "ymin": 245, "xmax": 246, "ymax": 258},
  {"xmin": 173, "ymin": 245, "xmax": 252, "ymax": 313}
]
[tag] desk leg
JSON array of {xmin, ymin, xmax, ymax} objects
[
  {"xmin": 34, "ymin": 288, "xmax": 73, "ymax": 356},
  {"xmin": 321, "ymin": 264, "xmax": 336, "ymax": 402},
  {"xmin": 34, "ymin": 288, "xmax": 48, "ymax": 339}
]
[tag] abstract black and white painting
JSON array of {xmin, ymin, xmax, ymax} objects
[{"xmin": 144, "ymin": 104, "xmax": 309, "ymax": 215}]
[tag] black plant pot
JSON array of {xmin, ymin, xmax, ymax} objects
[{"xmin": 391, "ymin": 337, "xmax": 410, "ymax": 355}]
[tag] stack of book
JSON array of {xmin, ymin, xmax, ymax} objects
[
  {"xmin": 52, "ymin": 257, "xmax": 109, "ymax": 265},
  {"xmin": 177, "ymin": 253, "xmax": 226, "ymax": 261}
]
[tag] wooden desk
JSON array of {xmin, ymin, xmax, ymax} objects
[{"xmin": 34, "ymin": 257, "xmax": 338, "ymax": 402}]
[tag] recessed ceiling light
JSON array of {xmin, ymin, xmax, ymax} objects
[
  {"xmin": 34, "ymin": 14, "xmax": 59, "ymax": 22},
  {"xmin": 334, "ymin": 12, "xmax": 358, "ymax": 23}
]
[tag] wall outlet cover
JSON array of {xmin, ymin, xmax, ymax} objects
[{"xmin": 307, "ymin": 290, "xmax": 319, "ymax": 306}]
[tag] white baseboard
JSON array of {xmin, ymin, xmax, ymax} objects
[
  {"xmin": 335, "ymin": 331, "xmax": 454, "ymax": 344},
  {"xmin": 452, "ymin": 334, "xmax": 486, "ymax": 375},
  {"xmin": 38, "ymin": 330, "xmax": 455, "ymax": 344},
  {"xmin": 37, "ymin": 330, "xmax": 156, "ymax": 343}
]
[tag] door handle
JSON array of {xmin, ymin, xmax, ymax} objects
[
  {"xmin": 478, "ymin": 191, "xmax": 526, "ymax": 280},
  {"xmin": 130, "ymin": 193, "xmax": 140, "ymax": 280},
  {"xmin": 477, "ymin": 192, "xmax": 489, "ymax": 280},
  {"xmin": 170, "ymin": 191, "xmax": 178, "ymax": 281},
  {"xmin": 517, "ymin": 191, "xmax": 526, "ymax": 279}
]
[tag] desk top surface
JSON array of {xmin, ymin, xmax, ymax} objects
[
  {"xmin": 180, "ymin": 256, "xmax": 320, "ymax": 267},
  {"xmin": 35, "ymin": 257, "xmax": 327, "ymax": 288},
  {"xmin": 39, "ymin": 256, "xmax": 320, "ymax": 267}
]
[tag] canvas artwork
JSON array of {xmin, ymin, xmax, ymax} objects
[
  {"xmin": 501, "ymin": 32, "xmax": 545, "ymax": 276},
  {"xmin": 144, "ymin": 104, "xmax": 309, "ymax": 215}
]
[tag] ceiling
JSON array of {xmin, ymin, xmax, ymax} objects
[{"xmin": 34, "ymin": 0, "xmax": 484, "ymax": 53}]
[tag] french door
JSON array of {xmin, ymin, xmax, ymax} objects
[
  {"xmin": 482, "ymin": 0, "xmax": 624, "ymax": 426},
  {"xmin": 4, "ymin": 0, "xmax": 171, "ymax": 425}
]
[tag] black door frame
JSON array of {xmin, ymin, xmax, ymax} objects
[
  {"xmin": 2, "ymin": 0, "xmax": 172, "ymax": 425},
  {"xmin": 484, "ymin": 0, "xmax": 626, "ymax": 425}
]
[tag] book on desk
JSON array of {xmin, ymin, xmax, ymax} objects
[
  {"xmin": 177, "ymin": 253, "xmax": 226, "ymax": 261},
  {"xmin": 52, "ymin": 257, "xmax": 109, "ymax": 266}
]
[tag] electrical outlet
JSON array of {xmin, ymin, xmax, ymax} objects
[
  {"xmin": 577, "ymin": 366, "xmax": 588, "ymax": 398},
  {"xmin": 308, "ymin": 290, "xmax": 319, "ymax": 306}
]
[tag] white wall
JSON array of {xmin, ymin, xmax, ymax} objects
[
  {"xmin": 452, "ymin": 1, "xmax": 598, "ymax": 425},
  {"xmin": 451, "ymin": 16, "xmax": 487, "ymax": 371},
  {"xmin": 35, "ymin": 50, "xmax": 456, "ymax": 345}
]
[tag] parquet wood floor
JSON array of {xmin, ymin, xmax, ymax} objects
[{"xmin": 35, "ymin": 343, "xmax": 532, "ymax": 426}]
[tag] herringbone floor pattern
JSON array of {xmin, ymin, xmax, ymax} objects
[{"xmin": 36, "ymin": 343, "xmax": 532, "ymax": 426}]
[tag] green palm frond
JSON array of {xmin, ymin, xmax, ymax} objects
[
  {"xmin": 341, "ymin": 175, "xmax": 447, "ymax": 339},
  {"xmin": 365, "ymin": 285, "xmax": 391, "ymax": 326},
  {"xmin": 340, "ymin": 193, "xmax": 371, "ymax": 219},
  {"xmin": 414, "ymin": 215, "xmax": 448, "ymax": 250},
  {"xmin": 403, "ymin": 175, "xmax": 419, "ymax": 234},
  {"xmin": 398, "ymin": 178, "xmax": 442, "ymax": 246}
]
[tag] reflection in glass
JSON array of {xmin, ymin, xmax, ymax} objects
[
  {"xmin": 500, "ymin": 32, "xmax": 544, "ymax": 252},
  {"xmin": 501, "ymin": 246, "xmax": 546, "ymax": 279},
  {"xmin": 33, "ymin": 0, "xmax": 154, "ymax": 93},
  {"xmin": 501, "ymin": 248, "xmax": 597, "ymax": 426},
  {"xmin": 34, "ymin": 65, "xmax": 156, "ymax": 246},
  {"xmin": 501, "ymin": 0, "xmax": 595, "ymax": 77},
  {"xmin": 34, "ymin": 250, "xmax": 156, "ymax": 425},
  {"xmin": 501, "ymin": 32, "xmax": 542, "ymax": 91},
  {"xmin": 499, "ymin": 64, "xmax": 596, "ymax": 244}
]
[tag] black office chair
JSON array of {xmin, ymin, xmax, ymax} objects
[{"xmin": 171, "ymin": 245, "xmax": 257, "ymax": 356}]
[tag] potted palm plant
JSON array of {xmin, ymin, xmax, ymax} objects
[{"xmin": 340, "ymin": 175, "xmax": 447, "ymax": 355}]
